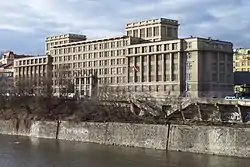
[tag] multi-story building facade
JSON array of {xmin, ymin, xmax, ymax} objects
[
  {"xmin": 0, "ymin": 51, "xmax": 31, "ymax": 94},
  {"xmin": 233, "ymin": 48, "xmax": 250, "ymax": 72},
  {"xmin": 13, "ymin": 55, "xmax": 52, "ymax": 94},
  {"xmin": 47, "ymin": 18, "xmax": 234, "ymax": 98},
  {"xmin": 233, "ymin": 48, "xmax": 250, "ymax": 94}
]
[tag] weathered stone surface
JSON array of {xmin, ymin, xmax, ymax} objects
[
  {"xmin": 0, "ymin": 120, "xmax": 18, "ymax": 135},
  {"xmin": 58, "ymin": 122, "xmax": 169, "ymax": 149},
  {"xmin": 168, "ymin": 124, "xmax": 250, "ymax": 157},
  {"xmin": 17, "ymin": 119, "xmax": 33, "ymax": 136},
  {"xmin": 58, "ymin": 121, "xmax": 91, "ymax": 142},
  {"xmin": 105, "ymin": 123, "xmax": 168, "ymax": 149},
  {"xmin": 29, "ymin": 121, "xmax": 58, "ymax": 139},
  {"xmin": 2, "ymin": 119, "xmax": 250, "ymax": 158}
]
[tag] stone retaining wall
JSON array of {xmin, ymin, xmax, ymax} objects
[
  {"xmin": 58, "ymin": 121, "xmax": 169, "ymax": 149},
  {"xmin": 1, "ymin": 119, "xmax": 250, "ymax": 157},
  {"xmin": 0, "ymin": 120, "xmax": 57, "ymax": 139},
  {"xmin": 168, "ymin": 124, "xmax": 250, "ymax": 157}
]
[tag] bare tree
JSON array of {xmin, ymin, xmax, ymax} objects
[
  {"xmin": 0, "ymin": 73, "xmax": 9, "ymax": 111},
  {"xmin": 54, "ymin": 64, "xmax": 74, "ymax": 98}
]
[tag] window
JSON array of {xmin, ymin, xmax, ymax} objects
[
  {"xmin": 187, "ymin": 62, "xmax": 192, "ymax": 69},
  {"xmin": 133, "ymin": 29, "xmax": 139, "ymax": 37},
  {"xmin": 187, "ymin": 52, "xmax": 192, "ymax": 59},
  {"xmin": 146, "ymin": 27, "xmax": 152, "ymax": 37},
  {"xmin": 172, "ymin": 43, "xmax": 178, "ymax": 50},
  {"xmin": 153, "ymin": 26, "xmax": 159, "ymax": 36},
  {"xmin": 135, "ymin": 47, "xmax": 140, "ymax": 54},
  {"xmin": 127, "ymin": 30, "xmax": 132, "ymax": 36},
  {"xmin": 156, "ymin": 45, "xmax": 161, "ymax": 51},
  {"xmin": 212, "ymin": 73, "xmax": 217, "ymax": 80},
  {"xmin": 149, "ymin": 46, "xmax": 154, "ymax": 52},
  {"xmin": 167, "ymin": 27, "xmax": 172, "ymax": 37},
  {"xmin": 164, "ymin": 44, "xmax": 170, "ymax": 51},
  {"xmin": 140, "ymin": 29, "xmax": 145, "ymax": 37},
  {"xmin": 128, "ymin": 48, "xmax": 133, "ymax": 54}
]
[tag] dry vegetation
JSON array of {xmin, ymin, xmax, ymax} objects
[
  {"xmin": 0, "ymin": 73, "xmax": 167, "ymax": 124},
  {"xmin": 0, "ymin": 94, "xmax": 168, "ymax": 124}
]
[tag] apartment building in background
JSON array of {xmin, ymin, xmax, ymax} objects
[
  {"xmin": 14, "ymin": 55, "xmax": 52, "ymax": 94},
  {"xmin": 45, "ymin": 18, "xmax": 234, "ymax": 98},
  {"xmin": 233, "ymin": 48, "xmax": 250, "ymax": 93},
  {"xmin": 233, "ymin": 48, "xmax": 250, "ymax": 72},
  {"xmin": 0, "ymin": 51, "xmax": 31, "ymax": 94}
]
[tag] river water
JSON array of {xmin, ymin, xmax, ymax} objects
[{"xmin": 0, "ymin": 134, "xmax": 249, "ymax": 167}]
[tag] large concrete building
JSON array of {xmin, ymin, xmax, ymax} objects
[
  {"xmin": 47, "ymin": 18, "xmax": 234, "ymax": 98},
  {"xmin": 14, "ymin": 18, "xmax": 234, "ymax": 98}
]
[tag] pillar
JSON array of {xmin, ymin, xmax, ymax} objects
[
  {"xmin": 140, "ymin": 55, "xmax": 143, "ymax": 82},
  {"xmin": 84, "ymin": 74, "xmax": 87, "ymax": 96},
  {"xmin": 89, "ymin": 74, "xmax": 93, "ymax": 97},
  {"xmin": 147, "ymin": 55, "xmax": 150, "ymax": 82},
  {"xmin": 155, "ymin": 54, "xmax": 157, "ymax": 82},
  {"xmin": 79, "ymin": 77, "xmax": 81, "ymax": 97},
  {"xmin": 169, "ymin": 53, "xmax": 172, "ymax": 81},
  {"xmin": 162, "ymin": 53, "xmax": 165, "ymax": 82},
  {"xmin": 133, "ymin": 56, "xmax": 136, "ymax": 83}
]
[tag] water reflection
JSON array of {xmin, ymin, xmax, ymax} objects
[{"xmin": 0, "ymin": 134, "xmax": 249, "ymax": 167}]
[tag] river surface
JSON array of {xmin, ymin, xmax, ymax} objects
[{"xmin": 0, "ymin": 134, "xmax": 250, "ymax": 167}]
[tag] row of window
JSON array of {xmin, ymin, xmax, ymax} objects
[
  {"xmin": 234, "ymin": 61, "xmax": 250, "ymax": 66},
  {"xmin": 126, "ymin": 26, "xmax": 177, "ymax": 38},
  {"xmin": 16, "ymin": 58, "xmax": 47, "ymax": 66},
  {"xmin": 53, "ymin": 67, "xmax": 126, "ymax": 77},
  {"xmin": 53, "ymin": 50, "xmax": 126, "ymax": 62},
  {"xmin": 234, "ymin": 68, "xmax": 250, "ymax": 72},
  {"xmin": 52, "ymin": 41, "xmax": 191, "ymax": 57},
  {"xmin": 53, "ymin": 58, "xmax": 126, "ymax": 69},
  {"xmin": 128, "ymin": 73, "xmax": 180, "ymax": 83},
  {"xmin": 128, "ymin": 43, "xmax": 179, "ymax": 54},
  {"xmin": 52, "ymin": 40, "xmax": 128, "ymax": 55},
  {"xmin": 234, "ymin": 56, "xmax": 250, "ymax": 60}
]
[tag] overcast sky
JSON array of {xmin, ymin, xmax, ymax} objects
[{"xmin": 0, "ymin": 0, "xmax": 249, "ymax": 54}]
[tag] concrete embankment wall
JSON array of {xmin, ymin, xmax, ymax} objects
[
  {"xmin": 1, "ymin": 119, "xmax": 250, "ymax": 157},
  {"xmin": 0, "ymin": 119, "xmax": 58, "ymax": 139},
  {"xmin": 58, "ymin": 121, "xmax": 169, "ymax": 149},
  {"xmin": 168, "ymin": 124, "xmax": 250, "ymax": 157}
]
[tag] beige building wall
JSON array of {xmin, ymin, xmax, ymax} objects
[
  {"xmin": 14, "ymin": 55, "xmax": 52, "ymax": 94},
  {"xmin": 50, "ymin": 35, "xmax": 135, "ymax": 95},
  {"xmin": 49, "ymin": 36, "xmax": 233, "ymax": 98},
  {"xmin": 125, "ymin": 38, "xmax": 233, "ymax": 98}
]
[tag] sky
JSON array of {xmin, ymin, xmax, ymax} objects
[{"xmin": 0, "ymin": 0, "xmax": 249, "ymax": 54}]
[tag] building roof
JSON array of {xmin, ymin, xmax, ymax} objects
[
  {"xmin": 125, "ymin": 18, "xmax": 179, "ymax": 28},
  {"xmin": 0, "ymin": 62, "xmax": 13, "ymax": 69},
  {"xmin": 234, "ymin": 48, "xmax": 250, "ymax": 55}
]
